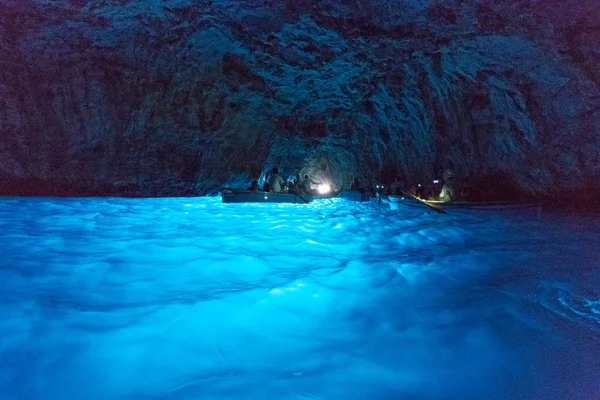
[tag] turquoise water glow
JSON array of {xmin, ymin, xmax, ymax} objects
[{"xmin": 1, "ymin": 197, "xmax": 599, "ymax": 399}]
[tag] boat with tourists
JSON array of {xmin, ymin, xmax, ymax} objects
[
  {"xmin": 221, "ymin": 187, "xmax": 364, "ymax": 204},
  {"xmin": 381, "ymin": 195, "xmax": 542, "ymax": 217},
  {"xmin": 222, "ymin": 189, "xmax": 314, "ymax": 204}
]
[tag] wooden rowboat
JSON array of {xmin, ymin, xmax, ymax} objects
[
  {"xmin": 383, "ymin": 195, "xmax": 541, "ymax": 217},
  {"xmin": 222, "ymin": 189, "xmax": 313, "ymax": 204}
]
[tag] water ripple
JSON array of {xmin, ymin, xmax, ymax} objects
[{"xmin": 0, "ymin": 197, "xmax": 599, "ymax": 399}]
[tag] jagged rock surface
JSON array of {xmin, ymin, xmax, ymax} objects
[{"xmin": 1, "ymin": 0, "xmax": 599, "ymax": 197}]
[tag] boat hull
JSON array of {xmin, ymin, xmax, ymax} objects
[
  {"xmin": 339, "ymin": 190, "xmax": 372, "ymax": 202},
  {"xmin": 384, "ymin": 196, "xmax": 541, "ymax": 217},
  {"xmin": 222, "ymin": 190, "xmax": 313, "ymax": 204}
]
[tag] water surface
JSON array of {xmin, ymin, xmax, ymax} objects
[{"xmin": 1, "ymin": 197, "xmax": 599, "ymax": 399}]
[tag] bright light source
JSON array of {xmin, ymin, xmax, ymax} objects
[{"xmin": 317, "ymin": 184, "xmax": 330, "ymax": 194}]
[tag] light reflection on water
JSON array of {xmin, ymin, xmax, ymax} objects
[{"xmin": 0, "ymin": 197, "xmax": 599, "ymax": 400}]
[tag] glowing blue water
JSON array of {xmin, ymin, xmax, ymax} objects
[{"xmin": 1, "ymin": 197, "xmax": 599, "ymax": 399}]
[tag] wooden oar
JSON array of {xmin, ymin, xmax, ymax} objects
[
  {"xmin": 397, "ymin": 189, "xmax": 449, "ymax": 214},
  {"xmin": 295, "ymin": 192, "xmax": 309, "ymax": 204},
  {"xmin": 284, "ymin": 182, "xmax": 309, "ymax": 204}
]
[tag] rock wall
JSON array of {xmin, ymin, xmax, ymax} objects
[{"xmin": 1, "ymin": 0, "xmax": 599, "ymax": 197}]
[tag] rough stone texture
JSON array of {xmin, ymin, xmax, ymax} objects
[{"xmin": 1, "ymin": 0, "xmax": 599, "ymax": 198}]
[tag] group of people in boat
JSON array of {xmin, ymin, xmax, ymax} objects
[
  {"xmin": 247, "ymin": 167, "xmax": 324, "ymax": 195},
  {"xmin": 344, "ymin": 170, "xmax": 462, "ymax": 202},
  {"xmin": 245, "ymin": 166, "xmax": 463, "ymax": 202},
  {"xmin": 379, "ymin": 170, "xmax": 464, "ymax": 202}
]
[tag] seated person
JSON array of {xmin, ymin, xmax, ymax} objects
[
  {"xmin": 408, "ymin": 183, "xmax": 423, "ymax": 198},
  {"xmin": 268, "ymin": 167, "xmax": 285, "ymax": 193},
  {"xmin": 439, "ymin": 171, "xmax": 457, "ymax": 202},
  {"xmin": 287, "ymin": 174, "xmax": 301, "ymax": 193},
  {"xmin": 390, "ymin": 176, "xmax": 407, "ymax": 196},
  {"xmin": 350, "ymin": 177, "xmax": 361, "ymax": 190},
  {"xmin": 301, "ymin": 174, "xmax": 320, "ymax": 195},
  {"xmin": 247, "ymin": 180, "xmax": 259, "ymax": 191}
]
